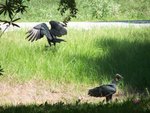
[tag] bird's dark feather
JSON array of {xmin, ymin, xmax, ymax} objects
[
  {"xmin": 50, "ymin": 21, "xmax": 67, "ymax": 37},
  {"xmin": 26, "ymin": 21, "xmax": 67, "ymax": 46},
  {"xmin": 88, "ymin": 84, "xmax": 116, "ymax": 97},
  {"xmin": 26, "ymin": 23, "xmax": 52, "ymax": 41},
  {"xmin": 88, "ymin": 74, "xmax": 123, "ymax": 102}
]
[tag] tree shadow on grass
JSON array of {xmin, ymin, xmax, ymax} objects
[
  {"xmin": 0, "ymin": 99, "xmax": 149, "ymax": 113},
  {"xmin": 96, "ymin": 38, "xmax": 150, "ymax": 90},
  {"xmin": 70, "ymin": 36, "xmax": 150, "ymax": 90}
]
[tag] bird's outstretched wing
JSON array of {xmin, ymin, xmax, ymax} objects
[
  {"xmin": 50, "ymin": 21, "xmax": 67, "ymax": 37},
  {"xmin": 26, "ymin": 23, "xmax": 53, "ymax": 42}
]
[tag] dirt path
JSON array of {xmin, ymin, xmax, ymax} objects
[
  {"xmin": 0, "ymin": 79, "xmax": 124, "ymax": 105},
  {"xmin": 1, "ymin": 20, "xmax": 150, "ymax": 31}
]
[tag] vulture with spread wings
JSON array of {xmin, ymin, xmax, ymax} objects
[{"xmin": 26, "ymin": 21, "xmax": 67, "ymax": 46}]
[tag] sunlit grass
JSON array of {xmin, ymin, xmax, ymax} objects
[
  {"xmin": 0, "ymin": 27, "xmax": 150, "ymax": 91},
  {"xmin": 0, "ymin": 0, "xmax": 150, "ymax": 21}
]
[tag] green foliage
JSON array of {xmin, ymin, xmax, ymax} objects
[
  {"xmin": 0, "ymin": 97, "xmax": 150, "ymax": 113},
  {"xmin": 1, "ymin": 0, "xmax": 149, "ymax": 22},
  {"xmin": 76, "ymin": 0, "xmax": 150, "ymax": 21},
  {"xmin": 0, "ymin": 0, "xmax": 28, "ymax": 23},
  {"xmin": 88, "ymin": 0, "xmax": 120, "ymax": 19},
  {"xmin": 0, "ymin": 0, "xmax": 78, "ymax": 38},
  {"xmin": 0, "ymin": 0, "xmax": 78, "ymax": 23},
  {"xmin": 1, "ymin": 0, "xmax": 150, "ymax": 22},
  {"xmin": 58, "ymin": 0, "xmax": 78, "ymax": 23},
  {"xmin": 0, "ymin": 0, "xmax": 29, "ymax": 38},
  {"xmin": 117, "ymin": 0, "xmax": 150, "ymax": 20},
  {"xmin": 0, "ymin": 27, "xmax": 150, "ymax": 90}
]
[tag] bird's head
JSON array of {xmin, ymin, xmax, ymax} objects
[
  {"xmin": 114, "ymin": 74, "xmax": 123, "ymax": 82},
  {"xmin": 49, "ymin": 20, "xmax": 67, "ymax": 27},
  {"xmin": 49, "ymin": 20, "xmax": 57, "ymax": 27},
  {"xmin": 62, "ymin": 22, "xmax": 67, "ymax": 27}
]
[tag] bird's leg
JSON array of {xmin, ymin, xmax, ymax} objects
[
  {"xmin": 106, "ymin": 96, "xmax": 109, "ymax": 103},
  {"xmin": 49, "ymin": 42, "xmax": 51, "ymax": 46},
  {"xmin": 49, "ymin": 38, "xmax": 56, "ymax": 46},
  {"xmin": 106, "ymin": 95, "xmax": 112, "ymax": 103},
  {"xmin": 109, "ymin": 95, "xmax": 113, "ymax": 103},
  {"xmin": 50, "ymin": 34, "xmax": 57, "ymax": 46},
  {"xmin": 47, "ymin": 38, "xmax": 52, "ymax": 46},
  {"xmin": 53, "ymin": 42, "xmax": 56, "ymax": 46}
]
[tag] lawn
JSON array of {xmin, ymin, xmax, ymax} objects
[
  {"xmin": 0, "ymin": 27, "xmax": 150, "ymax": 89},
  {"xmin": 0, "ymin": 0, "xmax": 150, "ymax": 112},
  {"xmin": 0, "ymin": 27, "xmax": 150, "ymax": 112}
]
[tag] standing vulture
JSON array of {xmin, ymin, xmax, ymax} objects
[
  {"xmin": 26, "ymin": 21, "xmax": 67, "ymax": 46},
  {"xmin": 88, "ymin": 74, "xmax": 123, "ymax": 102}
]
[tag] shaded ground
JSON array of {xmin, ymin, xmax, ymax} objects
[{"xmin": 0, "ymin": 96, "xmax": 149, "ymax": 113}]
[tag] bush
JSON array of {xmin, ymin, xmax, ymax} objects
[{"xmin": 90, "ymin": 0, "xmax": 120, "ymax": 20}]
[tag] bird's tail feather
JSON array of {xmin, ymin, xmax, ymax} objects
[{"xmin": 53, "ymin": 38, "xmax": 66, "ymax": 43}]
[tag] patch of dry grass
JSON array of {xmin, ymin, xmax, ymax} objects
[{"xmin": 0, "ymin": 78, "xmax": 125, "ymax": 105}]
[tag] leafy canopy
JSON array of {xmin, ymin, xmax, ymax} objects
[
  {"xmin": 0, "ymin": 0, "xmax": 28, "ymax": 27},
  {"xmin": 0, "ymin": 0, "xmax": 77, "ymax": 25},
  {"xmin": 0, "ymin": 0, "xmax": 77, "ymax": 37},
  {"xmin": 58, "ymin": 0, "xmax": 78, "ymax": 23}
]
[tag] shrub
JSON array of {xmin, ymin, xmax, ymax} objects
[{"xmin": 90, "ymin": 0, "xmax": 120, "ymax": 20}]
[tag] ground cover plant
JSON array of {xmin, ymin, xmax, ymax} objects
[
  {"xmin": 0, "ymin": 0, "xmax": 150, "ymax": 22},
  {"xmin": 0, "ymin": 27, "xmax": 150, "ymax": 112},
  {"xmin": 0, "ymin": 27, "xmax": 150, "ymax": 88},
  {"xmin": 0, "ymin": 0, "xmax": 150, "ymax": 112},
  {"xmin": 0, "ymin": 97, "xmax": 150, "ymax": 113}
]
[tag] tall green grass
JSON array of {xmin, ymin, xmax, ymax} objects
[
  {"xmin": 0, "ymin": 27, "xmax": 150, "ymax": 90},
  {"xmin": 0, "ymin": 0, "xmax": 149, "ymax": 21}
]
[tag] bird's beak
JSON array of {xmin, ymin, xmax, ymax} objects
[
  {"xmin": 120, "ymin": 75, "xmax": 124, "ymax": 79},
  {"xmin": 62, "ymin": 21, "xmax": 67, "ymax": 27},
  {"xmin": 115, "ymin": 74, "xmax": 123, "ymax": 80},
  {"xmin": 63, "ymin": 23, "xmax": 67, "ymax": 27}
]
